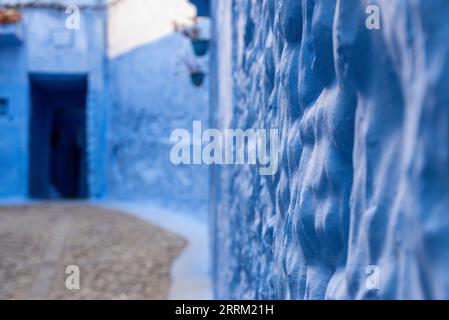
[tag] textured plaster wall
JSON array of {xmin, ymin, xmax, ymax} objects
[
  {"xmin": 211, "ymin": 0, "xmax": 449, "ymax": 299},
  {"xmin": 0, "ymin": 0, "xmax": 107, "ymax": 198},
  {"xmin": 107, "ymin": 1, "xmax": 209, "ymax": 216}
]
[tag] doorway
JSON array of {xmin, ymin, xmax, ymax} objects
[{"xmin": 29, "ymin": 74, "xmax": 88, "ymax": 199}]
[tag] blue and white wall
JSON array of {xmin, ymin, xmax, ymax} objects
[
  {"xmin": 211, "ymin": 0, "xmax": 449, "ymax": 299},
  {"xmin": 0, "ymin": 0, "xmax": 107, "ymax": 199},
  {"xmin": 107, "ymin": 0, "xmax": 210, "ymax": 216}
]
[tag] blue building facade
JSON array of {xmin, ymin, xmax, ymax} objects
[
  {"xmin": 0, "ymin": 0, "xmax": 210, "ymax": 216},
  {"xmin": 210, "ymin": 0, "xmax": 449, "ymax": 299},
  {"xmin": 107, "ymin": 26, "xmax": 210, "ymax": 215},
  {"xmin": 0, "ymin": 0, "xmax": 108, "ymax": 199}
]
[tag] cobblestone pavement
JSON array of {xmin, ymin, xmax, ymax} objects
[{"xmin": 0, "ymin": 203, "xmax": 187, "ymax": 300}]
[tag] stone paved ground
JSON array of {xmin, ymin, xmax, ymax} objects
[{"xmin": 0, "ymin": 203, "xmax": 187, "ymax": 300}]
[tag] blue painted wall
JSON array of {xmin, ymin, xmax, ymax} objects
[
  {"xmin": 211, "ymin": 0, "xmax": 449, "ymax": 299},
  {"xmin": 0, "ymin": 0, "xmax": 107, "ymax": 199},
  {"xmin": 0, "ymin": 0, "xmax": 209, "ymax": 213},
  {"xmin": 0, "ymin": 29, "xmax": 28, "ymax": 197},
  {"xmin": 107, "ymin": 31, "xmax": 210, "ymax": 216}
]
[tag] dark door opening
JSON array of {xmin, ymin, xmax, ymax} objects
[{"xmin": 29, "ymin": 74, "xmax": 88, "ymax": 199}]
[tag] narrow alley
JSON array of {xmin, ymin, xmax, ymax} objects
[{"xmin": 0, "ymin": 203, "xmax": 186, "ymax": 299}]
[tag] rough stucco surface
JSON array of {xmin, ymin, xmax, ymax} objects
[{"xmin": 211, "ymin": 0, "xmax": 449, "ymax": 299}]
